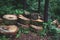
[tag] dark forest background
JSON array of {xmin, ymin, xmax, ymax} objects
[{"xmin": 0, "ymin": 0, "xmax": 60, "ymax": 16}]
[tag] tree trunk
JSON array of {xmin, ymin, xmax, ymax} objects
[
  {"xmin": 38, "ymin": 0, "xmax": 41, "ymax": 13},
  {"xmin": 44, "ymin": 0, "xmax": 49, "ymax": 22},
  {"xmin": 23, "ymin": 0, "xmax": 27, "ymax": 10}
]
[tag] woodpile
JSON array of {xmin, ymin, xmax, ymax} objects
[{"xmin": 0, "ymin": 14, "xmax": 43, "ymax": 34}]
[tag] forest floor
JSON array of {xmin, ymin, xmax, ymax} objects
[{"xmin": 9, "ymin": 31, "xmax": 43, "ymax": 40}]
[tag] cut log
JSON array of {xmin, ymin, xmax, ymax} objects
[
  {"xmin": 31, "ymin": 19, "xmax": 43, "ymax": 26},
  {"xmin": 18, "ymin": 15, "xmax": 30, "ymax": 25},
  {"xmin": 32, "ymin": 19, "xmax": 43, "ymax": 22},
  {"xmin": 0, "ymin": 18, "xmax": 3, "ymax": 23},
  {"xmin": 51, "ymin": 19, "xmax": 59, "ymax": 25},
  {"xmin": 3, "ymin": 14, "xmax": 17, "ymax": 20},
  {"xmin": 17, "ymin": 23, "xmax": 30, "ymax": 28},
  {"xmin": 0, "ymin": 25, "xmax": 18, "ymax": 34},
  {"xmin": 58, "ymin": 25, "xmax": 60, "ymax": 28},
  {"xmin": 30, "ymin": 25, "xmax": 43, "ymax": 30},
  {"xmin": 3, "ymin": 14, "xmax": 17, "ymax": 25},
  {"xmin": 30, "ymin": 13, "xmax": 41, "ymax": 20}
]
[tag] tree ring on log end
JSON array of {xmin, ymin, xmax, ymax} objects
[
  {"xmin": 3, "ymin": 14, "xmax": 17, "ymax": 20},
  {"xmin": 3, "ymin": 14, "xmax": 17, "ymax": 25}
]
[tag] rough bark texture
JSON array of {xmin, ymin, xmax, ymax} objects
[
  {"xmin": 3, "ymin": 20, "xmax": 17, "ymax": 25},
  {"xmin": 38, "ymin": 0, "xmax": 41, "ymax": 13},
  {"xmin": 44, "ymin": 0, "xmax": 49, "ymax": 22}
]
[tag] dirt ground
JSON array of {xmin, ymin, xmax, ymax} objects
[{"xmin": 9, "ymin": 32, "xmax": 43, "ymax": 40}]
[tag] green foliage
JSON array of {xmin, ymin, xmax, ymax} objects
[
  {"xmin": 0, "ymin": 35, "xmax": 9, "ymax": 40},
  {"xmin": 0, "ymin": 0, "xmax": 24, "ymax": 15},
  {"xmin": 26, "ymin": 0, "xmax": 45, "ymax": 13},
  {"xmin": 48, "ymin": 0, "xmax": 60, "ymax": 19},
  {"xmin": 0, "ymin": 0, "xmax": 44, "ymax": 15},
  {"xmin": 27, "ymin": 0, "xmax": 38, "ymax": 11},
  {"xmin": 0, "ymin": 0, "xmax": 60, "ymax": 16}
]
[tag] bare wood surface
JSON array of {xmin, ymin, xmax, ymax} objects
[
  {"xmin": 30, "ymin": 25, "xmax": 43, "ymax": 30},
  {"xmin": 0, "ymin": 25, "xmax": 18, "ymax": 34},
  {"xmin": 3, "ymin": 14, "xmax": 17, "ymax": 20},
  {"xmin": 32, "ymin": 19, "xmax": 44, "ymax": 22},
  {"xmin": 18, "ymin": 15, "xmax": 30, "ymax": 25},
  {"xmin": 31, "ymin": 19, "xmax": 43, "ymax": 26},
  {"xmin": 19, "ymin": 15, "xmax": 30, "ymax": 20}
]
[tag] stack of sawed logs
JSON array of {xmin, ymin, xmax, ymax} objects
[{"xmin": 0, "ymin": 13, "xmax": 44, "ymax": 35}]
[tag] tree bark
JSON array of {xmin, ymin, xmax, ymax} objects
[
  {"xmin": 23, "ymin": 0, "xmax": 27, "ymax": 10},
  {"xmin": 44, "ymin": 0, "xmax": 49, "ymax": 22},
  {"xmin": 38, "ymin": 0, "xmax": 41, "ymax": 13}
]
